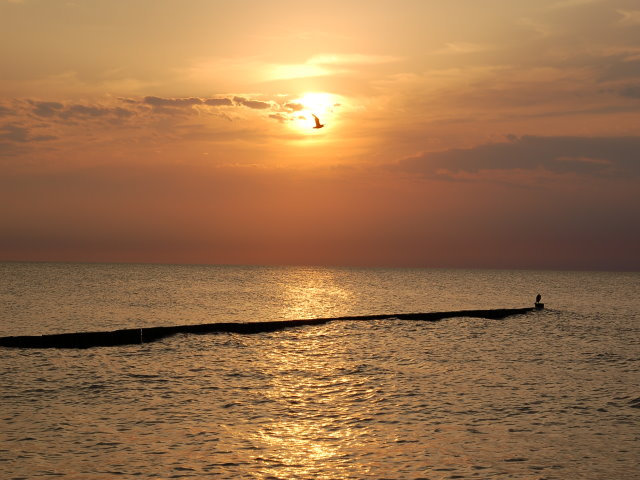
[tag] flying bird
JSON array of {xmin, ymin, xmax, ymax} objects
[{"xmin": 312, "ymin": 114, "xmax": 324, "ymax": 129}]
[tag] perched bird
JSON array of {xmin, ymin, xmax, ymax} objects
[
  {"xmin": 312, "ymin": 114, "xmax": 325, "ymax": 129},
  {"xmin": 536, "ymin": 293, "xmax": 542, "ymax": 303}
]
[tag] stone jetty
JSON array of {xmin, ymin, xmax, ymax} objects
[{"xmin": 0, "ymin": 307, "xmax": 535, "ymax": 349}]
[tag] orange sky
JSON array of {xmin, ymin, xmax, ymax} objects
[{"xmin": 1, "ymin": 0, "xmax": 639, "ymax": 270}]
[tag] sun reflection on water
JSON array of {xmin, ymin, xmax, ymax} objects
[
  {"xmin": 250, "ymin": 324, "xmax": 377, "ymax": 479},
  {"xmin": 275, "ymin": 267, "xmax": 354, "ymax": 320}
]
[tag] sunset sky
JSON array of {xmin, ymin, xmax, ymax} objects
[{"xmin": 1, "ymin": 0, "xmax": 639, "ymax": 270}]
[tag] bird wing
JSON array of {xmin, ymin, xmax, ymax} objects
[{"xmin": 312, "ymin": 114, "xmax": 321, "ymax": 127}]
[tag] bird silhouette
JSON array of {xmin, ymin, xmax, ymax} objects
[{"xmin": 312, "ymin": 114, "xmax": 324, "ymax": 129}]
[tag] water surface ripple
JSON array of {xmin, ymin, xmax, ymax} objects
[{"xmin": 1, "ymin": 265, "xmax": 638, "ymax": 479}]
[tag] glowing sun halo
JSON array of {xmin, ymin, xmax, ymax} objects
[{"xmin": 290, "ymin": 92, "xmax": 337, "ymax": 133}]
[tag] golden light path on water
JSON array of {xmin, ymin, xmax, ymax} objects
[
  {"xmin": 213, "ymin": 269, "xmax": 496, "ymax": 478},
  {"xmin": 275, "ymin": 267, "xmax": 354, "ymax": 320},
  {"xmin": 255, "ymin": 329, "xmax": 372, "ymax": 478},
  {"xmin": 253, "ymin": 268, "xmax": 370, "ymax": 478}
]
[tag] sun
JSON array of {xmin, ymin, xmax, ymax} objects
[{"xmin": 289, "ymin": 92, "xmax": 338, "ymax": 133}]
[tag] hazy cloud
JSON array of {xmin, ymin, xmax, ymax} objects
[
  {"xmin": 31, "ymin": 101, "xmax": 64, "ymax": 117},
  {"xmin": 0, "ymin": 123, "xmax": 29, "ymax": 142},
  {"xmin": 616, "ymin": 84, "xmax": 640, "ymax": 99},
  {"xmin": 112, "ymin": 107, "xmax": 136, "ymax": 118},
  {"xmin": 29, "ymin": 100, "xmax": 136, "ymax": 121},
  {"xmin": 284, "ymin": 102, "xmax": 304, "ymax": 112},
  {"xmin": 143, "ymin": 96, "xmax": 235, "ymax": 108},
  {"xmin": 141, "ymin": 96, "xmax": 235, "ymax": 112},
  {"xmin": 434, "ymin": 42, "xmax": 487, "ymax": 55},
  {"xmin": 597, "ymin": 56, "xmax": 640, "ymax": 82},
  {"xmin": 143, "ymin": 96, "xmax": 203, "ymax": 107},
  {"xmin": 309, "ymin": 53, "xmax": 400, "ymax": 66},
  {"xmin": 0, "ymin": 123, "xmax": 56, "ymax": 143},
  {"xmin": 395, "ymin": 135, "xmax": 640, "ymax": 180},
  {"xmin": 269, "ymin": 113, "xmax": 288, "ymax": 123},
  {"xmin": 204, "ymin": 97, "xmax": 233, "ymax": 106},
  {"xmin": 618, "ymin": 9, "xmax": 640, "ymax": 25},
  {"xmin": 267, "ymin": 53, "xmax": 401, "ymax": 82},
  {"xmin": 547, "ymin": 0, "xmax": 602, "ymax": 10},
  {"xmin": 60, "ymin": 104, "xmax": 127, "ymax": 119},
  {"xmin": 0, "ymin": 105, "xmax": 13, "ymax": 117},
  {"xmin": 233, "ymin": 96, "xmax": 272, "ymax": 109},
  {"xmin": 17, "ymin": 96, "xmax": 279, "ymax": 130}
]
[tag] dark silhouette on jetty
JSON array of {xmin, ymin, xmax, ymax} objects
[{"xmin": 0, "ymin": 307, "xmax": 536, "ymax": 349}]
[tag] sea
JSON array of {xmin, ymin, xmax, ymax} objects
[{"xmin": 0, "ymin": 262, "xmax": 638, "ymax": 480}]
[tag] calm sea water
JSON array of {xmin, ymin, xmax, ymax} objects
[{"xmin": 1, "ymin": 263, "xmax": 638, "ymax": 479}]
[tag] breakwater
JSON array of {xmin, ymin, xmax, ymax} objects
[{"xmin": 0, "ymin": 307, "xmax": 534, "ymax": 349}]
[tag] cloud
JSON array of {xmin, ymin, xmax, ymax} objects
[
  {"xmin": 60, "ymin": 104, "xmax": 131, "ymax": 119},
  {"xmin": 204, "ymin": 97, "xmax": 233, "ymax": 106},
  {"xmin": 0, "ymin": 123, "xmax": 29, "ymax": 142},
  {"xmin": 19, "ymin": 96, "xmax": 274, "ymax": 132},
  {"xmin": 233, "ymin": 96, "xmax": 272, "ymax": 109},
  {"xmin": 268, "ymin": 113, "xmax": 288, "ymax": 123},
  {"xmin": 394, "ymin": 135, "xmax": 640, "ymax": 180},
  {"xmin": 433, "ymin": 42, "xmax": 487, "ymax": 55},
  {"xmin": 140, "ymin": 95, "xmax": 236, "ymax": 112},
  {"xmin": 266, "ymin": 53, "xmax": 401, "ymax": 82},
  {"xmin": 0, "ymin": 105, "xmax": 14, "ymax": 117},
  {"xmin": 1, "ymin": 95, "xmax": 283, "ymax": 156},
  {"xmin": 31, "ymin": 101, "xmax": 64, "ymax": 117},
  {"xmin": 309, "ymin": 53, "xmax": 400, "ymax": 66},
  {"xmin": 618, "ymin": 10, "xmax": 640, "ymax": 26},
  {"xmin": 143, "ymin": 96, "xmax": 204, "ymax": 107},
  {"xmin": 142, "ymin": 96, "xmax": 233, "ymax": 108},
  {"xmin": 24, "ymin": 96, "xmax": 273, "ymax": 123},
  {"xmin": 139, "ymin": 95, "xmax": 271, "ymax": 115},
  {"xmin": 547, "ymin": 0, "xmax": 602, "ymax": 10},
  {"xmin": 0, "ymin": 123, "xmax": 56, "ymax": 143},
  {"xmin": 597, "ymin": 55, "xmax": 640, "ymax": 82},
  {"xmin": 30, "ymin": 100, "xmax": 136, "ymax": 120},
  {"xmin": 284, "ymin": 102, "xmax": 304, "ymax": 112},
  {"xmin": 612, "ymin": 84, "xmax": 640, "ymax": 99}
]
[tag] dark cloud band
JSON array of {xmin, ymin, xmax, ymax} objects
[{"xmin": 396, "ymin": 135, "xmax": 640, "ymax": 179}]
